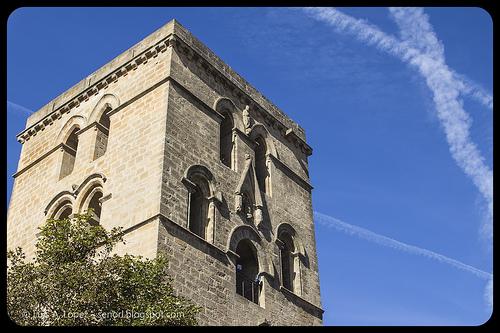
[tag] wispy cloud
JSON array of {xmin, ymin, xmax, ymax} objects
[
  {"xmin": 303, "ymin": 7, "xmax": 493, "ymax": 243},
  {"xmin": 314, "ymin": 211, "xmax": 492, "ymax": 280},
  {"xmin": 7, "ymin": 100, "xmax": 33, "ymax": 116},
  {"xmin": 302, "ymin": 7, "xmax": 493, "ymax": 110}
]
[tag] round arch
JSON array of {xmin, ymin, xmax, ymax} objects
[
  {"xmin": 88, "ymin": 94, "xmax": 120, "ymax": 124},
  {"xmin": 183, "ymin": 164, "xmax": 216, "ymax": 196},
  {"xmin": 45, "ymin": 192, "xmax": 75, "ymax": 219},
  {"xmin": 275, "ymin": 222, "xmax": 306, "ymax": 255},
  {"xmin": 73, "ymin": 174, "xmax": 107, "ymax": 213},
  {"xmin": 227, "ymin": 225, "xmax": 271, "ymax": 275},
  {"xmin": 214, "ymin": 97, "xmax": 244, "ymax": 132},
  {"xmin": 248, "ymin": 124, "xmax": 277, "ymax": 157},
  {"xmin": 55, "ymin": 115, "xmax": 87, "ymax": 145}
]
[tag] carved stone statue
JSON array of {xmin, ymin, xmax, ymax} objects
[{"xmin": 242, "ymin": 105, "xmax": 252, "ymax": 134}]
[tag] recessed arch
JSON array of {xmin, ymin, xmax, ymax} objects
[
  {"xmin": 254, "ymin": 135, "xmax": 269, "ymax": 194},
  {"xmin": 58, "ymin": 125, "xmax": 81, "ymax": 179},
  {"xmin": 183, "ymin": 164, "xmax": 216, "ymax": 196},
  {"xmin": 227, "ymin": 225, "xmax": 271, "ymax": 275},
  {"xmin": 219, "ymin": 109, "xmax": 234, "ymax": 168},
  {"xmin": 183, "ymin": 165, "xmax": 219, "ymax": 242},
  {"xmin": 214, "ymin": 97, "xmax": 244, "ymax": 132},
  {"xmin": 74, "ymin": 174, "xmax": 107, "ymax": 213},
  {"xmin": 235, "ymin": 238, "xmax": 260, "ymax": 304},
  {"xmin": 55, "ymin": 115, "xmax": 87, "ymax": 146},
  {"xmin": 275, "ymin": 222, "xmax": 306, "ymax": 255},
  {"xmin": 89, "ymin": 94, "xmax": 118, "ymax": 160},
  {"xmin": 78, "ymin": 185, "xmax": 104, "ymax": 225},
  {"xmin": 88, "ymin": 94, "xmax": 120, "ymax": 124},
  {"xmin": 248, "ymin": 123, "xmax": 277, "ymax": 157},
  {"xmin": 44, "ymin": 192, "xmax": 75, "ymax": 218},
  {"xmin": 275, "ymin": 222, "xmax": 305, "ymax": 295}
]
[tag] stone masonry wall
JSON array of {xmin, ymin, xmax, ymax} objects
[
  {"xmin": 7, "ymin": 19, "xmax": 323, "ymax": 326},
  {"xmin": 156, "ymin": 40, "xmax": 323, "ymax": 324},
  {"xmin": 7, "ymin": 42, "xmax": 173, "ymax": 260}
]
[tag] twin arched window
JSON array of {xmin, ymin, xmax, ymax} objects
[
  {"xmin": 58, "ymin": 97, "xmax": 115, "ymax": 180},
  {"xmin": 47, "ymin": 177, "xmax": 105, "ymax": 226},
  {"xmin": 217, "ymin": 100, "xmax": 273, "ymax": 198}
]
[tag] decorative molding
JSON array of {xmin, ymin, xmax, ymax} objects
[
  {"xmin": 268, "ymin": 154, "xmax": 313, "ymax": 191},
  {"xmin": 279, "ymin": 286, "xmax": 324, "ymax": 315},
  {"xmin": 73, "ymin": 173, "xmax": 107, "ymax": 197},
  {"xmin": 17, "ymin": 24, "xmax": 313, "ymax": 158},
  {"xmin": 43, "ymin": 191, "xmax": 74, "ymax": 215},
  {"xmin": 16, "ymin": 34, "xmax": 173, "ymax": 144},
  {"xmin": 12, "ymin": 144, "xmax": 64, "ymax": 178},
  {"xmin": 233, "ymin": 127, "xmax": 257, "ymax": 149},
  {"xmin": 208, "ymin": 192, "xmax": 223, "ymax": 206},
  {"xmin": 181, "ymin": 176, "xmax": 197, "ymax": 193},
  {"xmin": 76, "ymin": 121, "xmax": 108, "ymax": 136},
  {"xmin": 157, "ymin": 213, "xmax": 228, "ymax": 256},
  {"xmin": 99, "ymin": 193, "xmax": 112, "ymax": 204},
  {"xmin": 285, "ymin": 128, "xmax": 313, "ymax": 156}
]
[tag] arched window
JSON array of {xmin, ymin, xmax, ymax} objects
[
  {"xmin": 51, "ymin": 200, "xmax": 73, "ymax": 220},
  {"xmin": 58, "ymin": 207, "xmax": 72, "ymax": 220},
  {"xmin": 254, "ymin": 136, "xmax": 269, "ymax": 194},
  {"xmin": 219, "ymin": 111, "xmax": 234, "ymax": 169},
  {"xmin": 59, "ymin": 127, "xmax": 79, "ymax": 179},
  {"xmin": 79, "ymin": 186, "xmax": 104, "ymax": 226},
  {"xmin": 183, "ymin": 165, "xmax": 218, "ymax": 243},
  {"xmin": 279, "ymin": 232, "xmax": 295, "ymax": 292},
  {"xmin": 235, "ymin": 239, "xmax": 260, "ymax": 304},
  {"xmin": 87, "ymin": 191, "xmax": 103, "ymax": 226},
  {"xmin": 188, "ymin": 175, "xmax": 211, "ymax": 240},
  {"xmin": 94, "ymin": 109, "xmax": 110, "ymax": 160}
]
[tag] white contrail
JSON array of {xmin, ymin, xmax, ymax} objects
[
  {"xmin": 386, "ymin": 7, "xmax": 493, "ymax": 240},
  {"xmin": 485, "ymin": 278, "xmax": 493, "ymax": 309},
  {"xmin": 302, "ymin": 7, "xmax": 493, "ymax": 110},
  {"xmin": 388, "ymin": 7, "xmax": 493, "ymax": 110},
  {"xmin": 314, "ymin": 211, "xmax": 492, "ymax": 281},
  {"xmin": 304, "ymin": 7, "xmax": 493, "ymax": 241},
  {"xmin": 7, "ymin": 100, "xmax": 33, "ymax": 116}
]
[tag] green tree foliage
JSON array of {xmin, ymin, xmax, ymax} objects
[{"xmin": 7, "ymin": 211, "xmax": 201, "ymax": 326}]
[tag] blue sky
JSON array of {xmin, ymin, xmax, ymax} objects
[{"xmin": 7, "ymin": 7, "xmax": 493, "ymax": 326}]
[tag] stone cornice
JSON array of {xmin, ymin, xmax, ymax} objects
[
  {"xmin": 279, "ymin": 286, "xmax": 324, "ymax": 315},
  {"xmin": 17, "ymin": 20, "xmax": 313, "ymax": 157},
  {"xmin": 170, "ymin": 26, "xmax": 313, "ymax": 156},
  {"xmin": 16, "ymin": 34, "xmax": 173, "ymax": 144}
]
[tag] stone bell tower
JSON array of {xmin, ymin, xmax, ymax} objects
[{"xmin": 7, "ymin": 19, "xmax": 323, "ymax": 325}]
